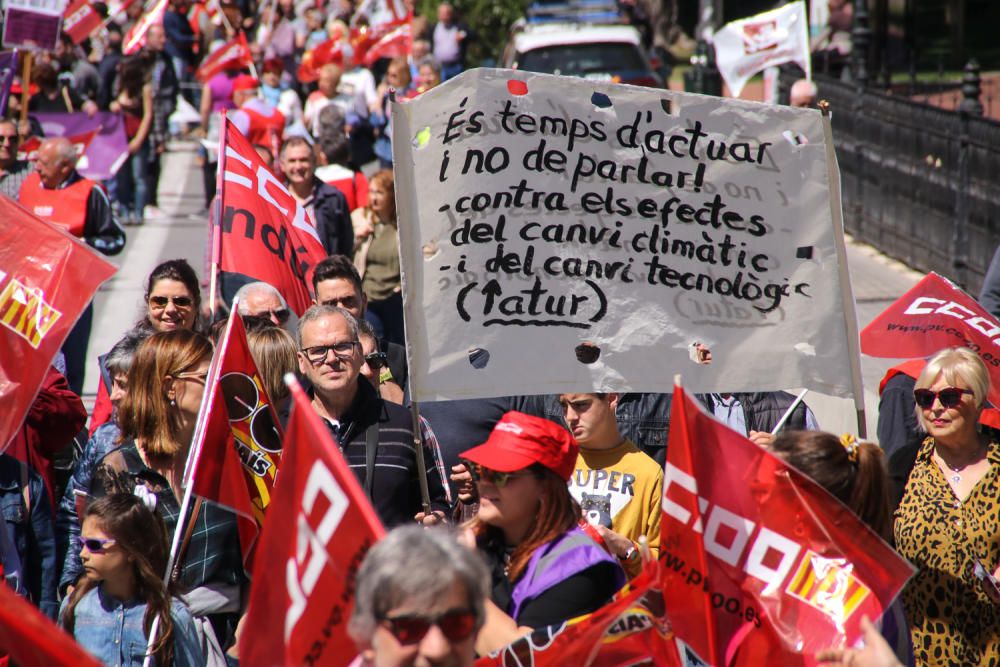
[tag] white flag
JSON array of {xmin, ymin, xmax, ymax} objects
[{"xmin": 713, "ymin": 1, "xmax": 811, "ymax": 98}]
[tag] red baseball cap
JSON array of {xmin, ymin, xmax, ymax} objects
[
  {"xmin": 232, "ymin": 74, "xmax": 259, "ymax": 92},
  {"xmin": 459, "ymin": 411, "xmax": 579, "ymax": 481}
]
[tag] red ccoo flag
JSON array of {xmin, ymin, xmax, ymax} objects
[
  {"xmin": 195, "ymin": 33, "xmax": 252, "ymax": 82},
  {"xmin": 0, "ymin": 196, "xmax": 116, "ymax": 450},
  {"xmin": 360, "ymin": 20, "xmax": 411, "ymax": 66},
  {"xmin": 62, "ymin": 0, "xmax": 103, "ymax": 45},
  {"xmin": 239, "ymin": 374, "xmax": 385, "ymax": 666},
  {"xmin": 123, "ymin": 0, "xmax": 168, "ymax": 54},
  {"xmin": 476, "ymin": 556, "xmax": 682, "ymax": 666},
  {"xmin": 215, "ymin": 116, "xmax": 327, "ymax": 315},
  {"xmin": 861, "ymin": 271, "xmax": 1000, "ymax": 407},
  {"xmin": 0, "ymin": 561, "xmax": 103, "ymax": 667},
  {"xmin": 189, "ymin": 309, "xmax": 282, "ymax": 565},
  {"xmin": 660, "ymin": 382, "xmax": 913, "ymax": 666}
]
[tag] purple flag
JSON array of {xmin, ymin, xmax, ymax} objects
[
  {"xmin": 0, "ymin": 51, "xmax": 16, "ymax": 116},
  {"xmin": 30, "ymin": 112, "xmax": 130, "ymax": 180}
]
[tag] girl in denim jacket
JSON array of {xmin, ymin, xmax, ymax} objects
[{"xmin": 59, "ymin": 493, "xmax": 204, "ymax": 667}]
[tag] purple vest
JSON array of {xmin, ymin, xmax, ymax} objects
[{"xmin": 509, "ymin": 526, "xmax": 624, "ymax": 621}]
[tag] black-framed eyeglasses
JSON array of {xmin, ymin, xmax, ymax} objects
[
  {"xmin": 364, "ymin": 351, "xmax": 388, "ymax": 370},
  {"xmin": 148, "ymin": 295, "xmax": 194, "ymax": 309},
  {"xmin": 377, "ymin": 608, "xmax": 477, "ymax": 645},
  {"xmin": 300, "ymin": 341, "xmax": 359, "ymax": 364},
  {"xmin": 467, "ymin": 463, "xmax": 535, "ymax": 489},
  {"xmin": 77, "ymin": 536, "xmax": 117, "ymax": 553},
  {"xmin": 914, "ymin": 387, "xmax": 974, "ymax": 409}
]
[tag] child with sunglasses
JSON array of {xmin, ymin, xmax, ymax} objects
[
  {"xmin": 60, "ymin": 492, "xmax": 204, "ymax": 667},
  {"xmin": 459, "ymin": 412, "xmax": 625, "ymax": 631}
]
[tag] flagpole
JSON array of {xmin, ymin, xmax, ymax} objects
[
  {"xmin": 409, "ymin": 400, "xmax": 432, "ymax": 516},
  {"xmin": 210, "ymin": 110, "xmax": 227, "ymax": 317},
  {"xmin": 819, "ymin": 100, "xmax": 868, "ymax": 437},
  {"xmin": 770, "ymin": 389, "xmax": 809, "ymax": 435}
]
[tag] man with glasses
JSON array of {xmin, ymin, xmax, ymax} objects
[
  {"xmin": 234, "ymin": 281, "xmax": 291, "ymax": 328},
  {"xmin": 19, "ymin": 137, "xmax": 126, "ymax": 394},
  {"xmin": 311, "ymin": 254, "xmax": 408, "ymax": 390},
  {"xmin": 296, "ymin": 304, "xmax": 449, "ymax": 527},
  {"xmin": 0, "ymin": 119, "xmax": 32, "ymax": 199}
]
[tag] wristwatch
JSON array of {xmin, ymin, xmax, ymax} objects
[{"xmin": 618, "ymin": 542, "xmax": 639, "ymax": 564}]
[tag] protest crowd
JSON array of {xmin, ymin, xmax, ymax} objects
[{"xmin": 1, "ymin": 0, "xmax": 1000, "ymax": 666}]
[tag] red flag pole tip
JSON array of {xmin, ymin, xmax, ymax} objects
[
  {"xmin": 674, "ymin": 373, "xmax": 683, "ymax": 388},
  {"xmin": 283, "ymin": 372, "xmax": 299, "ymax": 390}
]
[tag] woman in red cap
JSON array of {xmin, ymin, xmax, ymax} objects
[{"xmin": 460, "ymin": 411, "xmax": 625, "ymax": 629}]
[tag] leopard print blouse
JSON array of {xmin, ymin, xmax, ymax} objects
[{"xmin": 894, "ymin": 438, "xmax": 1000, "ymax": 666}]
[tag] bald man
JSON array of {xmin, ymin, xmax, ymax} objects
[{"xmin": 19, "ymin": 137, "xmax": 126, "ymax": 393}]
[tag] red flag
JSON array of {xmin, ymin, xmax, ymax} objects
[
  {"xmin": 123, "ymin": 0, "xmax": 168, "ymax": 54},
  {"xmin": 18, "ymin": 129, "xmax": 97, "ymax": 163},
  {"xmin": 216, "ymin": 116, "xmax": 327, "ymax": 315},
  {"xmin": 476, "ymin": 557, "xmax": 682, "ymax": 666},
  {"xmin": 0, "ymin": 196, "xmax": 116, "ymax": 450},
  {"xmin": 297, "ymin": 37, "xmax": 344, "ymax": 83},
  {"xmin": 0, "ymin": 564, "xmax": 104, "ymax": 667},
  {"xmin": 660, "ymin": 383, "xmax": 913, "ymax": 666},
  {"xmin": 349, "ymin": 13, "xmax": 409, "ymax": 68},
  {"xmin": 195, "ymin": 33, "xmax": 252, "ymax": 82},
  {"xmin": 861, "ymin": 271, "xmax": 1000, "ymax": 406},
  {"xmin": 361, "ymin": 21, "xmax": 411, "ymax": 66},
  {"xmin": 239, "ymin": 374, "xmax": 385, "ymax": 666},
  {"xmin": 62, "ymin": 0, "xmax": 103, "ymax": 45},
  {"xmin": 190, "ymin": 310, "xmax": 282, "ymax": 565}
]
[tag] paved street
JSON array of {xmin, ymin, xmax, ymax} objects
[{"xmin": 83, "ymin": 139, "xmax": 922, "ymax": 441}]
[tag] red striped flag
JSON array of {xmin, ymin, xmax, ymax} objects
[{"xmin": 122, "ymin": 0, "xmax": 168, "ymax": 54}]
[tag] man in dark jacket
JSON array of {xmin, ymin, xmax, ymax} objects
[
  {"xmin": 296, "ymin": 305, "xmax": 450, "ymax": 526},
  {"xmin": 280, "ymin": 136, "xmax": 353, "ymax": 256}
]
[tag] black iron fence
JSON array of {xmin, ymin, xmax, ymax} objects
[{"xmin": 803, "ymin": 69, "xmax": 1000, "ymax": 296}]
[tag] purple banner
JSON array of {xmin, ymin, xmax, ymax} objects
[
  {"xmin": 31, "ymin": 112, "xmax": 130, "ymax": 180},
  {"xmin": 0, "ymin": 51, "xmax": 15, "ymax": 116}
]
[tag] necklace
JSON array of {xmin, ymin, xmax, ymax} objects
[{"xmin": 935, "ymin": 448, "xmax": 984, "ymax": 484}]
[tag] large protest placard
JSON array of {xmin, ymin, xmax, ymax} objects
[{"xmin": 392, "ymin": 69, "xmax": 860, "ymax": 402}]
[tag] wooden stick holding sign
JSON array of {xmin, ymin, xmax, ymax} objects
[{"xmin": 19, "ymin": 51, "xmax": 31, "ymax": 125}]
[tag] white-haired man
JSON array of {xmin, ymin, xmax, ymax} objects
[{"xmin": 234, "ymin": 281, "xmax": 290, "ymax": 327}]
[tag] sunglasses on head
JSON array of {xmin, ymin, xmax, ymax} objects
[
  {"xmin": 148, "ymin": 295, "xmax": 194, "ymax": 309},
  {"xmin": 913, "ymin": 387, "xmax": 974, "ymax": 409},
  {"xmin": 378, "ymin": 608, "xmax": 477, "ymax": 645},
  {"xmin": 467, "ymin": 463, "xmax": 534, "ymax": 489},
  {"xmin": 77, "ymin": 536, "xmax": 116, "ymax": 553}
]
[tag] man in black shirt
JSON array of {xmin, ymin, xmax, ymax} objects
[{"xmin": 296, "ymin": 304, "xmax": 449, "ymax": 527}]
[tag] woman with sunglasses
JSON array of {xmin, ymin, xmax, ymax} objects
[
  {"xmin": 349, "ymin": 525, "xmax": 488, "ymax": 666},
  {"xmin": 88, "ymin": 260, "xmax": 202, "ymax": 436},
  {"xmin": 61, "ymin": 492, "xmax": 204, "ymax": 666},
  {"xmin": 459, "ymin": 412, "xmax": 625, "ymax": 631},
  {"xmin": 80, "ymin": 331, "xmax": 245, "ymax": 660},
  {"xmin": 894, "ymin": 347, "xmax": 1000, "ymax": 666}
]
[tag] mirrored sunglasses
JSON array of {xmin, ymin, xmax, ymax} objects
[{"xmin": 378, "ymin": 609, "xmax": 477, "ymax": 645}]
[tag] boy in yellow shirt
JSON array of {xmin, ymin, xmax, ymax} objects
[{"xmin": 559, "ymin": 393, "xmax": 663, "ymax": 578}]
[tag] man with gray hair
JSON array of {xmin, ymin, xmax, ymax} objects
[
  {"xmin": 349, "ymin": 525, "xmax": 487, "ymax": 665},
  {"xmin": 19, "ymin": 136, "xmax": 126, "ymax": 394},
  {"xmin": 235, "ymin": 281, "xmax": 290, "ymax": 326},
  {"xmin": 296, "ymin": 304, "xmax": 449, "ymax": 527}
]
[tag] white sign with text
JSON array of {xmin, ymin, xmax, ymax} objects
[{"xmin": 392, "ymin": 69, "xmax": 857, "ymax": 402}]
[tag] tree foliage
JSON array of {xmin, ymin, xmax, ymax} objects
[{"xmin": 415, "ymin": 0, "xmax": 528, "ymax": 65}]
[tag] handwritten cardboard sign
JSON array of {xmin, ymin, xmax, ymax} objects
[{"xmin": 392, "ymin": 69, "xmax": 856, "ymax": 401}]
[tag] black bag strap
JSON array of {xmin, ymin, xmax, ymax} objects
[{"xmin": 364, "ymin": 420, "xmax": 379, "ymax": 500}]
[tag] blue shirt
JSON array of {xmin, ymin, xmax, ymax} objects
[{"xmin": 64, "ymin": 586, "xmax": 205, "ymax": 667}]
